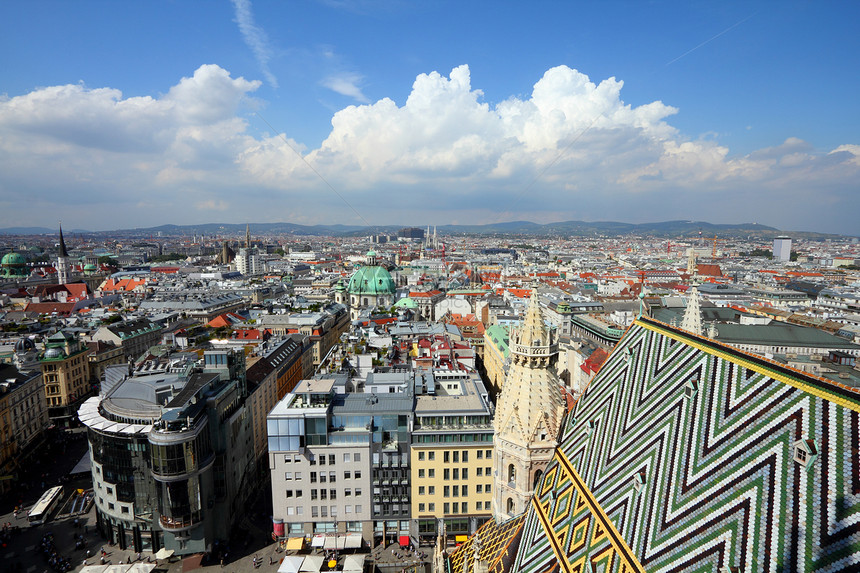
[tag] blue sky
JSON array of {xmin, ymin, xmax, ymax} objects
[{"xmin": 1, "ymin": 0, "xmax": 858, "ymax": 234}]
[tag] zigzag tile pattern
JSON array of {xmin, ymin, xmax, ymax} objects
[
  {"xmin": 513, "ymin": 318, "xmax": 860, "ymax": 572},
  {"xmin": 448, "ymin": 514, "xmax": 525, "ymax": 573}
]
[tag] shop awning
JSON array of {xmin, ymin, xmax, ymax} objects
[
  {"xmin": 344, "ymin": 533, "xmax": 363, "ymax": 549},
  {"xmin": 343, "ymin": 555, "xmax": 365, "ymax": 573},
  {"xmin": 399, "ymin": 535, "xmax": 410, "ymax": 547},
  {"xmin": 323, "ymin": 535, "xmax": 347, "ymax": 550},
  {"xmin": 311, "ymin": 534, "xmax": 326, "ymax": 547},
  {"xmin": 299, "ymin": 555, "xmax": 324, "ymax": 572},
  {"xmin": 286, "ymin": 537, "xmax": 305, "ymax": 551},
  {"xmin": 278, "ymin": 556, "xmax": 304, "ymax": 573}
]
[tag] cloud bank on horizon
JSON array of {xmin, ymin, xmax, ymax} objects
[{"xmin": 0, "ymin": 63, "xmax": 857, "ymax": 234}]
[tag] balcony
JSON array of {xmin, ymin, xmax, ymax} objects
[{"xmin": 159, "ymin": 514, "xmax": 197, "ymax": 532}]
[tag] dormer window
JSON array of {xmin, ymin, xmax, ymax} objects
[
  {"xmin": 632, "ymin": 471, "xmax": 646, "ymax": 495},
  {"xmin": 793, "ymin": 438, "xmax": 818, "ymax": 470},
  {"xmin": 684, "ymin": 379, "xmax": 698, "ymax": 400}
]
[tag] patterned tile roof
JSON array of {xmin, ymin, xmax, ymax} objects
[{"xmin": 482, "ymin": 316, "xmax": 860, "ymax": 572}]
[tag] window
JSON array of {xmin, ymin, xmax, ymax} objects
[
  {"xmin": 428, "ymin": 469, "xmax": 435, "ymax": 478},
  {"xmin": 453, "ymin": 451, "xmax": 459, "ymax": 463},
  {"xmin": 508, "ymin": 464, "xmax": 516, "ymax": 483},
  {"xmin": 461, "ymin": 502, "xmax": 467, "ymax": 513},
  {"xmin": 108, "ymin": 503, "xmax": 115, "ymax": 510},
  {"xmin": 107, "ymin": 487, "xmax": 113, "ymax": 495},
  {"xmin": 453, "ymin": 486, "xmax": 459, "ymax": 497},
  {"xmin": 418, "ymin": 469, "xmax": 425, "ymax": 478},
  {"xmin": 285, "ymin": 472, "xmax": 292, "ymax": 480},
  {"xmin": 311, "ymin": 490, "xmax": 318, "ymax": 500},
  {"xmin": 330, "ymin": 489, "xmax": 337, "ymax": 500},
  {"xmin": 486, "ymin": 467, "xmax": 491, "ymax": 475},
  {"xmin": 444, "ymin": 451, "xmax": 450, "ymax": 463},
  {"xmin": 444, "ymin": 469, "xmax": 450, "ymax": 480},
  {"xmin": 486, "ymin": 450, "xmax": 492, "ymax": 459},
  {"xmin": 443, "ymin": 503, "xmax": 450, "ymax": 513},
  {"xmin": 331, "ymin": 506, "xmax": 337, "ymax": 517},
  {"xmin": 329, "ymin": 455, "xmax": 336, "ymax": 465},
  {"xmin": 444, "ymin": 486, "xmax": 450, "ymax": 498},
  {"xmin": 330, "ymin": 472, "xmax": 337, "ymax": 483},
  {"xmin": 418, "ymin": 451, "xmax": 425, "ymax": 461},
  {"xmin": 344, "ymin": 471, "xmax": 351, "ymax": 480},
  {"xmin": 428, "ymin": 486, "xmax": 435, "ymax": 495},
  {"xmin": 320, "ymin": 490, "xmax": 327, "ymax": 500},
  {"xmin": 451, "ymin": 503, "xmax": 458, "ymax": 514},
  {"xmin": 354, "ymin": 453, "xmax": 360, "ymax": 462},
  {"xmin": 284, "ymin": 455, "xmax": 292, "ymax": 463},
  {"xmin": 461, "ymin": 485, "xmax": 468, "ymax": 497},
  {"xmin": 344, "ymin": 453, "xmax": 351, "ymax": 463},
  {"xmin": 476, "ymin": 502, "xmax": 482, "ymax": 511},
  {"xmin": 477, "ymin": 468, "xmax": 483, "ymax": 477},
  {"xmin": 309, "ymin": 454, "xmax": 316, "ymax": 466},
  {"xmin": 355, "ymin": 488, "xmax": 362, "ymax": 496},
  {"xmin": 286, "ymin": 490, "xmax": 293, "ymax": 498},
  {"xmin": 312, "ymin": 507, "xmax": 319, "ymax": 518},
  {"xmin": 477, "ymin": 450, "xmax": 483, "ymax": 459},
  {"xmin": 296, "ymin": 490, "xmax": 303, "ymax": 498},
  {"xmin": 355, "ymin": 505, "xmax": 362, "ymax": 513},
  {"xmin": 321, "ymin": 507, "xmax": 327, "ymax": 517},
  {"xmin": 462, "ymin": 468, "xmax": 468, "ymax": 480},
  {"xmin": 477, "ymin": 485, "xmax": 482, "ymax": 493},
  {"xmin": 453, "ymin": 468, "xmax": 459, "ymax": 480},
  {"xmin": 429, "ymin": 503, "xmax": 435, "ymax": 511},
  {"xmin": 428, "ymin": 452, "xmax": 435, "ymax": 461},
  {"xmin": 320, "ymin": 455, "xmax": 326, "ymax": 465},
  {"xmin": 295, "ymin": 472, "xmax": 302, "ymax": 481},
  {"xmin": 345, "ymin": 505, "xmax": 352, "ymax": 514},
  {"xmin": 418, "ymin": 503, "xmax": 425, "ymax": 512},
  {"xmin": 320, "ymin": 474, "xmax": 327, "ymax": 483},
  {"xmin": 345, "ymin": 488, "xmax": 351, "ymax": 497},
  {"xmin": 355, "ymin": 470, "xmax": 361, "ymax": 479},
  {"xmin": 310, "ymin": 472, "xmax": 317, "ymax": 483},
  {"xmin": 121, "ymin": 506, "xmax": 129, "ymax": 514},
  {"xmin": 462, "ymin": 451, "xmax": 468, "ymax": 463},
  {"xmin": 484, "ymin": 501, "xmax": 490, "ymax": 510}
]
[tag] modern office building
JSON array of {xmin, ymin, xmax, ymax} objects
[
  {"xmin": 78, "ymin": 349, "xmax": 253, "ymax": 555},
  {"xmin": 773, "ymin": 236, "xmax": 792, "ymax": 261}
]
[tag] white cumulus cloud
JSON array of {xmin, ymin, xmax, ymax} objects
[{"xmin": 0, "ymin": 63, "xmax": 857, "ymax": 234}]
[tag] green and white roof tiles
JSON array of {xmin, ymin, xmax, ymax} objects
[{"xmin": 511, "ymin": 316, "xmax": 860, "ymax": 572}]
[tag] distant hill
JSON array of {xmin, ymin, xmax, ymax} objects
[{"xmin": 0, "ymin": 220, "xmax": 847, "ymax": 239}]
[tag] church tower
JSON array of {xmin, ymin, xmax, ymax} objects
[
  {"xmin": 492, "ymin": 290, "xmax": 565, "ymax": 522},
  {"xmin": 56, "ymin": 223, "xmax": 69, "ymax": 285}
]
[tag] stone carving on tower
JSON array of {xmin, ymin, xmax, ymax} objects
[{"xmin": 492, "ymin": 290, "xmax": 565, "ymax": 522}]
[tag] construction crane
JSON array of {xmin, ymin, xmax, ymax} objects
[{"xmin": 711, "ymin": 235, "xmax": 726, "ymax": 259}]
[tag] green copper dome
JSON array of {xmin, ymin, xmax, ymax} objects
[
  {"xmin": 347, "ymin": 265, "xmax": 396, "ymax": 296},
  {"xmin": 1, "ymin": 252, "xmax": 27, "ymax": 277},
  {"xmin": 2, "ymin": 252, "xmax": 25, "ymax": 266}
]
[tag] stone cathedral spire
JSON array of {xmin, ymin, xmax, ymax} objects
[
  {"xmin": 492, "ymin": 290, "xmax": 565, "ymax": 522},
  {"xmin": 57, "ymin": 223, "xmax": 70, "ymax": 285}
]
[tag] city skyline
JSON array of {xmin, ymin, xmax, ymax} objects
[{"xmin": 1, "ymin": 1, "xmax": 858, "ymax": 234}]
